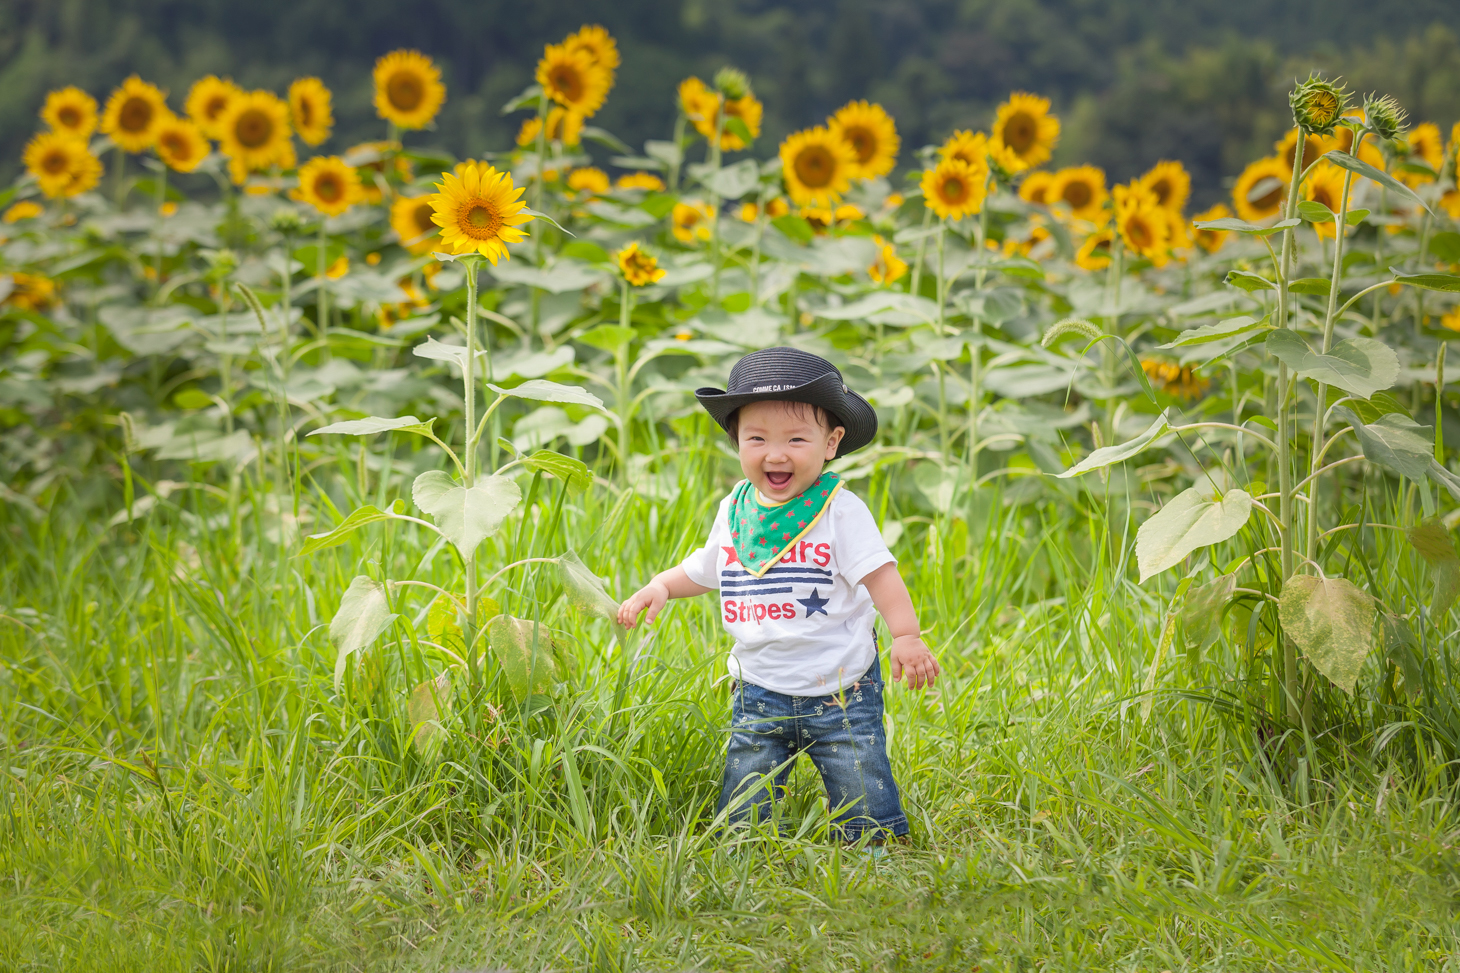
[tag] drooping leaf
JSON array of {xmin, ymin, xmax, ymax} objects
[
  {"xmin": 557, "ymin": 550, "xmax": 620, "ymax": 624},
  {"xmin": 1406, "ymin": 519, "xmax": 1460, "ymax": 615},
  {"xmin": 299, "ymin": 500, "xmax": 406, "ymax": 556},
  {"xmin": 308, "ymin": 415, "xmax": 437, "ymax": 438},
  {"xmin": 407, "ymin": 671, "xmax": 453, "ymax": 759},
  {"xmin": 1056, "ymin": 411, "xmax": 1170, "ymax": 479},
  {"xmin": 524, "ymin": 450, "xmax": 593, "ymax": 492},
  {"xmin": 1136, "ymin": 486, "xmax": 1253, "ymax": 582},
  {"xmin": 1162, "ymin": 314, "xmax": 1272, "ymax": 348},
  {"xmin": 330, "ymin": 576, "xmax": 397, "ymax": 691},
  {"xmin": 1331, "ymin": 407, "xmax": 1434, "ymax": 480},
  {"xmin": 1390, "ymin": 271, "xmax": 1460, "ymax": 293},
  {"xmin": 488, "ymin": 379, "xmax": 606, "ymax": 410},
  {"xmin": 1265, "ymin": 330, "xmax": 1399, "ymax": 399},
  {"xmin": 487, "ymin": 614, "xmax": 561, "ymax": 702},
  {"xmin": 413, "ymin": 336, "xmax": 480, "ymax": 370},
  {"xmin": 1278, "ymin": 575, "xmax": 1377, "ymax": 694},
  {"xmin": 1381, "ymin": 614, "xmax": 1423, "ymax": 696},
  {"xmin": 1289, "ymin": 277, "xmax": 1332, "ymax": 296},
  {"xmin": 1322, "ymin": 149, "xmax": 1432, "ymax": 215},
  {"xmin": 1225, "ymin": 270, "xmax": 1275, "ymax": 292},
  {"xmin": 1194, "ymin": 216, "xmax": 1301, "ymax": 235},
  {"xmin": 1296, "ymin": 200, "xmax": 1335, "ymax": 223},
  {"xmin": 1179, "ymin": 573, "xmax": 1237, "ymax": 657},
  {"xmin": 412, "ymin": 471, "xmax": 523, "ymax": 557}
]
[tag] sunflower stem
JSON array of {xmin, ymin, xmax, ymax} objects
[
  {"xmin": 112, "ymin": 147, "xmax": 126, "ymax": 206},
  {"xmin": 618, "ymin": 277, "xmax": 633, "ymax": 476},
  {"xmin": 462, "ymin": 254, "xmax": 482, "ymax": 689},
  {"xmin": 909, "ymin": 205, "xmax": 933, "ymax": 297},
  {"xmin": 669, "ymin": 114, "xmax": 687, "ymax": 193},
  {"xmin": 934, "ymin": 223, "xmax": 949, "ymax": 458}
]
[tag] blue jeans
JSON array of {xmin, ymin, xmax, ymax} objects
[{"xmin": 716, "ymin": 654, "xmax": 909, "ymax": 840}]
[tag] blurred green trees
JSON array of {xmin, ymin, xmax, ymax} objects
[{"xmin": 1, "ymin": 0, "xmax": 1458, "ymax": 205}]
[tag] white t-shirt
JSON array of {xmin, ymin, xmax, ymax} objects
[{"xmin": 680, "ymin": 484, "xmax": 897, "ymax": 696}]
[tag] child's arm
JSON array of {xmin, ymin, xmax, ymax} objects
[
  {"xmin": 617, "ymin": 565, "xmax": 715, "ymax": 629},
  {"xmin": 860, "ymin": 562, "xmax": 940, "ymax": 690}
]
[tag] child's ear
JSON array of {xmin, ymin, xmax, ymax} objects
[{"xmin": 823, "ymin": 425, "xmax": 845, "ymax": 460}]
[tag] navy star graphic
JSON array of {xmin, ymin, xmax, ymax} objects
[{"xmin": 797, "ymin": 587, "xmax": 829, "ymax": 617}]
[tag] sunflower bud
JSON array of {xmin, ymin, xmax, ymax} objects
[
  {"xmin": 1289, "ymin": 74, "xmax": 1347, "ymax": 136},
  {"xmin": 203, "ymin": 248, "xmax": 239, "ymax": 282},
  {"xmin": 1362, "ymin": 94, "xmax": 1407, "ymax": 142},
  {"xmin": 713, "ymin": 67, "xmax": 751, "ymax": 101},
  {"xmin": 269, "ymin": 207, "xmax": 304, "ymax": 235}
]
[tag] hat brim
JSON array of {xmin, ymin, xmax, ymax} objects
[{"xmin": 694, "ymin": 370, "xmax": 878, "ymax": 458}]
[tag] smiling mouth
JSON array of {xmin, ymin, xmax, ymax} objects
[{"xmin": 765, "ymin": 471, "xmax": 793, "ymax": 488}]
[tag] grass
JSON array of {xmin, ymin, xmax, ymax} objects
[{"xmin": 2, "ymin": 445, "xmax": 1460, "ymax": 972}]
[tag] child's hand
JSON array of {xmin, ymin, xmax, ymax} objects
[
  {"xmin": 617, "ymin": 581, "xmax": 669, "ymax": 629},
  {"xmin": 889, "ymin": 634, "xmax": 940, "ymax": 690}
]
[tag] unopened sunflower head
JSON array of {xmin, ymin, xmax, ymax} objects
[
  {"xmin": 1289, "ymin": 75, "xmax": 1347, "ymax": 136},
  {"xmin": 714, "ymin": 67, "xmax": 752, "ymax": 101},
  {"xmin": 1362, "ymin": 94, "xmax": 1407, "ymax": 143}
]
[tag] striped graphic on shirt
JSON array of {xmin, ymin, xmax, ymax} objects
[{"xmin": 717, "ymin": 564, "xmax": 831, "ymax": 597}]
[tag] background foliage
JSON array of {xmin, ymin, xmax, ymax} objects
[{"xmin": 3, "ymin": 0, "xmax": 1460, "ymax": 204}]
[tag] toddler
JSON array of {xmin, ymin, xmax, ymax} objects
[{"xmin": 617, "ymin": 347, "xmax": 938, "ymax": 841}]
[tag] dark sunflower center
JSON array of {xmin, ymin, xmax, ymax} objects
[
  {"xmin": 1062, "ymin": 182, "xmax": 1092, "ymax": 209},
  {"xmin": 1004, "ymin": 112, "xmax": 1036, "ymax": 152},
  {"xmin": 794, "ymin": 145, "xmax": 835, "ymax": 188},
  {"xmin": 161, "ymin": 133, "xmax": 188, "ymax": 158},
  {"xmin": 58, "ymin": 106, "xmax": 81, "ymax": 128},
  {"xmin": 120, "ymin": 96, "xmax": 154, "ymax": 133},
  {"xmin": 846, "ymin": 127, "xmax": 875, "ymax": 163},
  {"xmin": 299, "ymin": 98, "xmax": 314, "ymax": 126},
  {"xmin": 388, "ymin": 72, "xmax": 424, "ymax": 111},
  {"xmin": 463, "ymin": 202, "xmax": 502, "ymax": 238},
  {"xmin": 1127, "ymin": 217, "xmax": 1152, "ymax": 248},
  {"xmin": 1151, "ymin": 179, "xmax": 1172, "ymax": 205},
  {"xmin": 549, "ymin": 65, "xmax": 584, "ymax": 103},
  {"xmin": 1313, "ymin": 187, "xmax": 1336, "ymax": 212},
  {"xmin": 413, "ymin": 203, "xmax": 435, "ymax": 234},
  {"xmin": 315, "ymin": 174, "xmax": 342, "ymax": 202},
  {"xmin": 42, "ymin": 149, "xmax": 69, "ymax": 174},
  {"xmin": 1250, "ymin": 177, "xmax": 1283, "ymax": 211},
  {"xmin": 206, "ymin": 96, "xmax": 229, "ymax": 120},
  {"xmin": 1284, "ymin": 138, "xmax": 1320, "ymax": 172},
  {"xmin": 940, "ymin": 176, "xmax": 967, "ymax": 202},
  {"xmin": 235, "ymin": 109, "xmax": 273, "ymax": 149}
]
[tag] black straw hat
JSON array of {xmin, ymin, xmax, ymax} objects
[{"xmin": 694, "ymin": 347, "xmax": 878, "ymax": 458}]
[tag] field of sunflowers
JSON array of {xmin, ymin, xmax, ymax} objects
[{"xmin": 5, "ymin": 23, "xmax": 1460, "ymax": 971}]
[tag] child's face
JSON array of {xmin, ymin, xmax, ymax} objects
[{"xmin": 735, "ymin": 401, "xmax": 845, "ymax": 502}]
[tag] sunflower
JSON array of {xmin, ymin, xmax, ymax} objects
[
  {"xmin": 868, "ymin": 235, "xmax": 907, "ymax": 285},
  {"xmin": 537, "ymin": 43, "xmax": 610, "ymax": 119},
  {"xmin": 41, "ymin": 87, "xmax": 98, "ymax": 139},
  {"xmin": 1139, "ymin": 160, "xmax": 1190, "ymax": 213},
  {"xmin": 992, "ymin": 92, "xmax": 1059, "ymax": 167},
  {"xmin": 1118, "ymin": 203, "xmax": 1171, "ymax": 266},
  {"xmin": 921, "ymin": 157, "xmax": 987, "ymax": 221},
  {"xmin": 1075, "ymin": 229, "xmax": 1113, "ymax": 271},
  {"xmin": 672, "ymin": 200, "xmax": 715, "ymax": 243},
  {"xmin": 218, "ymin": 90, "xmax": 294, "ymax": 184},
  {"xmin": 1191, "ymin": 203, "xmax": 1233, "ymax": 253},
  {"xmin": 780, "ymin": 126, "xmax": 855, "ymax": 207},
  {"xmin": 1112, "ymin": 180, "xmax": 1159, "ymax": 216},
  {"xmin": 1002, "ymin": 222, "xmax": 1052, "ymax": 258},
  {"xmin": 678, "ymin": 77, "xmax": 762, "ymax": 152},
  {"xmin": 1048, "ymin": 165, "xmax": 1107, "ymax": 222},
  {"xmin": 153, "ymin": 115, "xmax": 210, "ymax": 172},
  {"xmin": 1443, "ymin": 307, "xmax": 1460, "ymax": 333},
  {"xmin": 24, "ymin": 132, "xmax": 102, "ymax": 198},
  {"xmin": 800, "ymin": 203, "xmax": 864, "ymax": 233},
  {"xmin": 939, "ymin": 130, "xmax": 988, "ymax": 169},
  {"xmin": 429, "ymin": 162, "xmax": 533, "ymax": 264},
  {"xmin": 1018, "ymin": 170, "xmax": 1056, "ymax": 205},
  {"xmin": 1232, "ymin": 156, "xmax": 1289, "ymax": 224},
  {"xmin": 293, "ymin": 156, "xmax": 361, "ymax": 217},
  {"xmin": 567, "ymin": 166, "xmax": 610, "ymax": 195},
  {"xmin": 1141, "ymin": 358, "xmax": 1209, "ymax": 401},
  {"xmin": 617, "ymin": 241, "xmax": 665, "ymax": 286},
  {"xmin": 564, "ymin": 24, "xmax": 620, "ymax": 78},
  {"xmin": 289, "ymin": 77, "xmax": 334, "ymax": 146},
  {"xmin": 1443, "ymin": 191, "xmax": 1460, "ymax": 221},
  {"xmin": 679, "ymin": 77, "xmax": 716, "ymax": 127},
  {"xmin": 828, "ymin": 100, "xmax": 899, "ymax": 179},
  {"xmin": 1303, "ymin": 161, "xmax": 1348, "ymax": 239},
  {"xmin": 1399, "ymin": 122, "xmax": 1443, "ymax": 187},
  {"xmin": 374, "ymin": 50, "xmax": 446, "ymax": 130},
  {"xmin": 3, "ymin": 201, "xmax": 43, "ymax": 223},
  {"xmin": 4, "ymin": 272, "xmax": 56, "ymax": 312},
  {"xmin": 390, "ymin": 194, "xmax": 440, "ymax": 254},
  {"xmin": 616, "ymin": 171, "xmax": 665, "ymax": 192},
  {"xmin": 101, "ymin": 76, "xmax": 168, "ymax": 153},
  {"xmin": 515, "ymin": 108, "xmax": 584, "ymax": 148},
  {"xmin": 185, "ymin": 76, "xmax": 242, "ymax": 139},
  {"xmin": 1274, "ymin": 128, "xmax": 1325, "ymax": 175}
]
